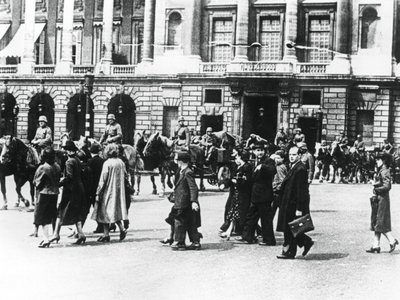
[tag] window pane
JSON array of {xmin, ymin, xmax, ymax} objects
[
  {"xmin": 308, "ymin": 18, "xmax": 331, "ymax": 63},
  {"xmin": 259, "ymin": 18, "xmax": 281, "ymax": 61},
  {"xmin": 212, "ymin": 19, "xmax": 233, "ymax": 62}
]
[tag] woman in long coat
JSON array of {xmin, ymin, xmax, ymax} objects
[
  {"xmin": 366, "ymin": 152, "xmax": 398, "ymax": 253},
  {"xmin": 49, "ymin": 141, "xmax": 86, "ymax": 245},
  {"xmin": 33, "ymin": 147, "xmax": 61, "ymax": 248},
  {"xmin": 91, "ymin": 144, "xmax": 128, "ymax": 242}
]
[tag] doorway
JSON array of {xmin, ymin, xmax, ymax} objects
[
  {"xmin": 163, "ymin": 106, "xmax": 179, "ymax": 137},
  {"xmin": 298, "ymin": 117, "xmax": 321, "ymax": 154},
  {"xmin": 242, "ymin": 96, "xmax": 278, "ymax": 142},
  {"xmin": 200, "ymin": 115, "xmax": 223, "ymax": 135},
  {"xmin": 356, "ymin": 110, "xmax": 374, "ymax": 146}
]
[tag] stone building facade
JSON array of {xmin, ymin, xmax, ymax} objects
[{"xmin": 0, "ymin": 0, "xmax": 399, "ymax": 150}]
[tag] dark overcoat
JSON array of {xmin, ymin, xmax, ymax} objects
[
  {"xmin": 277, "ymin": 160, "xmax": 310, "ymax": 232},
  {"xmin": 251, "ymin": 157, "xmax": 276, "ymax": 204},
  {"xmin": 58, "ymin": 156, "xmax": 86, "ymax": 225},
  {"xmin": 87, "ymin": 155, "xmax": 105, "ymax": 205},
  {"xmin": 371, "ymin": 165, "xmax": 391, "ymax": 233}
]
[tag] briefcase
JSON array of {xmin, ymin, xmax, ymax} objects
[{"xmin": 288, "ymin": 214, "xmax": 314, "ymax": 238}]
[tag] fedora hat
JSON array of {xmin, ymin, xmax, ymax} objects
[{"xmin": 63, "ymin": 140, "xmax": 78, "ymax": 152}]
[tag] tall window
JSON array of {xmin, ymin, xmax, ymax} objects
[
  {"xmin": 308, "ymin": 17, "xmax": 331, "ymax": 62},
  {"xmin": 361, "ymin": 7, "xmax": 378, "ymax": 49},
  {"xmin": 135, "ymin": 22, "xmax": 144, "ymax": 64},
  {"xmin": 259, "ymin": 17, "xmax": 281, "ymax": 61},
  {"xmin": 211, "ymin": 19, "xmax": 233, "ymax": 62},
  {"xmin": 167, "ymin": 12, "xmax": 182, "ymax": 46}
]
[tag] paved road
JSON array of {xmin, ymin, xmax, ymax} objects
[{"xmin": 1, "ymin": 177, "xmax": 400, "ymax": 300}]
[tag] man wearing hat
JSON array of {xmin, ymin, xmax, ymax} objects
[
  {"xmin": 173, "ymin": 116, "xmax": 190, "ymax": 150},
  {"xmin": 169, "ymin": 151, "xmax": 202, "ymax": 250},
  {"xmin": 274, "ymin": 126, "xmax": 288, "ymax": 146},
  {"xmin": 99, "ymin": 113, "xmax": 123, "ymax": 145},
  {"xmin": 353, "ymin": 134, "xmax": 365, "ymax": 153},
  {"xmin": 339, "ymin": 130, "xmax": 349, "ymax": 148},
  {"xmin": 0, "ymin": 80, "xmax": 17, "ymax": 136},
  {"xmin": 201, "ymin": 127, "xmax": 218, "ymax": 162},
  {"xmin": 237, "ymin": 141, "xmax": 277, "ymax": 245},
  {"xmin": 298, "ymin": 142, "xmax": 315, "ymax": 185},
  {"xmin": 293, "ymin": 128, "xmax": 305, "ymax": 145},
  {"xmin": 31, "ymin": 115, "xmax": 52, "ymax": 153}
]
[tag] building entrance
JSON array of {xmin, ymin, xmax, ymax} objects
[
  {"xmin": 298, "ymin": 117, "xmax": 321, "ymax": 154},
  {"xmin": 242, "ymin": 96, "xmax": 278, "ymax": 142}
]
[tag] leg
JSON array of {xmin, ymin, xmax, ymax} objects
[
  {"xmin": 41, "ymin": 225, "xmax": 50, "ymax": 242},
  {"xmin": 382, "ymin": 232, "xmax": 396, "ymax": 245},
  {"xmin": 199, "ymin": 167, "xmax": 205, "ymax": 192},
  {"xmin": 283, "ymin": 225, "xmax": 297, "ymax": 257},
  {"xmin": 241, "ymin": 203, "xmax": 258, "ymax": 243},
  {"xmin": 0, "ymin": 175, "xmax": 8, "ymax": 209},
  {"xmin": 50, "ymin": 218, "xmax": 62, "ymax": 242},
  {"xmin": 372, "ymin": 232, "xmax": 381, "ymax": 248},
  {"xmin": 135, "ymin": 174, "xmax": 141, "ymax": 196},
  {"xmin": 159, "ymin": 170, "xmax": 166, "ymax": 197},
  {"xmin": 173, "ymin": 215, "xmax": 187, "ymax": 245},
  {"xmin": 150, "ymin": 176, "xmax": 157, "ymax": 195},
  {"xmin": 258, "ymin": 203, "xmax": 276, "ymax": 245}
]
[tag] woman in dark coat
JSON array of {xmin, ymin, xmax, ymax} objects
[
  {"xmin": 220, "ymin": 149, "xmax": 252, "ymax": 239},
  {"xmin": 49, "ymin": 141, "xmax": 86, "ymax": 245},
  {"xmin": 33, "ymin": 147, "xmax": 61, "ymax": 248},
  {"xmin": 366, "ymin": 152, "xmax": 398, "ymax": 253}
]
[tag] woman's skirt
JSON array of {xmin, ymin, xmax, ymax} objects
[{"xmin": 34, "ymin": 194, "xmax": 58, "ymax": 226}]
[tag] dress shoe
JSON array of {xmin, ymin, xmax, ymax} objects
[
  {"xmin": 187, "ymin": 242, "xmax": 201, "ymax": 250},
  {"xmin": 0, "ymin": 205, "xmax": 7, "ymax": 210},
  {"xmin": 302, "ymin": 240, "xmax": 314, "ymax": 256},
  {"xmin": 74, "ymin": 236, "xmax": 86, "ymax": 245},
  {"xmin": 171, "ymin": 242, "xmax": 186, "ymax": 251},
  {"xmin": 366, "ymin": 247, "xmax": 381, "ymax": 254},
  {"xmin": 389, "ymin": 239, "xmax": 399, "ymax": 253},
  {"xmin": 38, "ymin": 240, "xmax": 51, "ymax": 248},
  {"xmin": 259, "ymin": 241, "xmax": 276, "ymax": 246},
  {"xmin": 119, "ymin": 230, "xmax": 127, "ymax": 241},
  {"xmin": 160, "ymin": 238, "xmax": 174, "ymax": 245},
  {"xmin": 277, "ymin": 254, "xmax": 295, "ymax": 260},
  {"xmin": 97, "ymin": 236, "xmax": 110, "ymax": 243},
  {"xmin": 235, "ymin": 237, "xmax": 253, "ymax": 244}
]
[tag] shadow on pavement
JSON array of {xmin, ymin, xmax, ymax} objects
[
  {"xmin": 200, "ymin": 242, "xmax": 235, "ymax": 251},
  {"xmin": 300, "ymin": 253, "xmax": 349, "ymax": 261},
  {"xmin": 311, "ymin": 210, "xmax": 338, "ymax": 213}
]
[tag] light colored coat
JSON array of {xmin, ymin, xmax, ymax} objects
[{"xmin": 92, "ymin": 157, "xmax": 128, "ymax": 223}]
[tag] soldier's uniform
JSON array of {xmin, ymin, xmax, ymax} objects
[
  {"xmin": 174, "ymin": 117, "xmax": 190, "ymax": 150},
  {"xmin": 100, "ymin": 114, "xmax": 123, "ymax": 144},
  {"xmin": 31, "ymin": 115, "xmax": 52, "ymax": 152}
]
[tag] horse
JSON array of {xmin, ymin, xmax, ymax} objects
[
  {"xmin": 330, "ymin": 141, "xmax": 348, "ymax": 183},
  {"xmin": 142, "ymin": 132, "xmax": 205, "ymax": 194},
  {"xmin": 0, "ymin": 136, "xmax": 40, "ymax": 209}
]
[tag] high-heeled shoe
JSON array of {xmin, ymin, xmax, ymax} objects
[
  {"xmin": 49, "ymin": 236, "xmax": 60, "ymax": 244},
  {"xmin": 119, "ymin": 230, "xmax": 127, "ymax": 241},
  {"xmin": 97, "ymin": 236, "xmax": 110, "ymax": 243},
  {"xmin": 159, "ymin": 238, "xmax": 173, "ymax": 245},
  {"xmin": 74, "ymin": 236, "xmax": 86, "ymax": 245},
  {"xmin": 366, "ymin": 247, "xmax": 381, "ymax": 253},
  {"xmin": 38, "ymin": 240, "xmax": 50, "ymax": 248},
  {"xmin": 389, "ymin": 239, "xmax": 399, "ymax": 253}
]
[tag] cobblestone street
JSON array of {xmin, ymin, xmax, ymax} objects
[{"xmin": 1, "ymin": 178, "xmax": 400, "ymax": 300}]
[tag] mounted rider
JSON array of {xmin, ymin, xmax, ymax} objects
[
  {"xmin": 353, "ymin": 134, "xmax": 365, "ymax": 153},
  {"xmin": 173, "ymin": 116, "xmax": 190, "ymax": 151},
  {"xmin": 201, "ymin": 127, "xmax": 218, "ymax": 162},
  {"xmin": 31, "ymin": 115, "xmax": 52, "ymax": 154},
  {"xmin": 99, "ymin": 114, "xmax": 123, "ymax": 145},
  {"xmin": 293, "ymin": 128, "xmax": 305, "ymax": 145}
]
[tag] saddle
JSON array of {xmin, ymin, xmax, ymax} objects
[{"xmin": 26, "ymin": 146, "xmax": 40, "ymax": 166}]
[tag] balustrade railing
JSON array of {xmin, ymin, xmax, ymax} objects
[
  {"xmin": 296, "ymin": 63, "xmax": 328, "ymax": 74},
  {"xmin": 72, "ymin": 65, "xmax": 95, "ymax": 74},
  {"xmin": 111, "ymin": 65, "xmax": 136, "ymax": 75},
  {"xmin": 0, "ymin": 65, "xmax": 17, "ymax": 74},
  {"xmin": 34, "ymin": 65, "xmax": 55, "ymax": 74},
  {"xmin": 199, "ymin": 62, "xmax": 228, "ymax": 73}
]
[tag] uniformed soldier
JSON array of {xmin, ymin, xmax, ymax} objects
[
  {"xmin": 353, "ymin": 134, "xmax": 365, "ymax": 152},
  {"xmin": 201, "ymin": 127, "xmax": 218, "ymax": 159},
  {"xmin": 293, "ymin": 128, "xmax": 305, "ymax": 145},
  {"xmin": 31, "ymin": 115, "xmax": 52, "ymax": 153},
  {"xmin": 174, "ymin": 116, "xmax": 190, "ymax": 150},
  {"xmin": 99, "ymin": 114, "xmax": 123, "ymax": 145}
]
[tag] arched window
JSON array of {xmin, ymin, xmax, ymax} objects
[
  {"xmin": 167, "ymin": 12, "xmax": 182, "ymax": 46},
  {"xmin": 361, "ymin": 7, "xmax": 378, "ymax": 49}
]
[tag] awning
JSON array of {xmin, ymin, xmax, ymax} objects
[
  {"xmin": 0, "ymin": 23, "xmax": 45, "ymax": 58},
  {"xmin": 0, "ymin": 23, "xmax": 10, "ymax": 43}
]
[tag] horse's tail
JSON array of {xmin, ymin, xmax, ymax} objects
[{"xmin": 27, "ymin": 146, "xmax": 40, "ymax": 166}]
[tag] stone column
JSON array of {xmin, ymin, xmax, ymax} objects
[
  {"xmin": 283, "ymin": 0, "xmax": 298, "ymax": 62},
  {"xmin": 142, "ymin": 0, "xmax": 155, "ymax": 63},
  {"xmin": 55, "ymin": 0, "xmax": 74, "ymax": 74},
  {"xmin": 100, "ymin": 0, "xmax": 114, "ymax": 74},
  {"xmin": 19, "ymin": 0, "xmax": 36, "ymax": 74},
  {"xmin": 233, "ymin": 0, "xmax": 249, "ymax": 62},
  {"xmin": 327, "ymin": 0, "xmax": 351, "ymax": 74},
  {"xmin": 230, "ymin": 82, "xmax": 243, "ymax": 136},
  {"xmin": 279, "ymin": 81, "xmax": 291, "ymax": 130}
]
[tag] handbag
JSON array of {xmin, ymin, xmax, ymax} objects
[{"xmin": 288, "ymin": 214, "xmax": 314, "ymax": 238}]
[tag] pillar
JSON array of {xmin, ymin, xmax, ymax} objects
[
  {"xmin": 279, "ymin": 81, "xmax": 291, "ymax": 130},
  {"xmin": 327, "ymin": 0, "xmax": 351, "ymax": 74},
  {"xmin": 142, "ymin": 0, "xmax": 155, "ymax": 63},
  {"xmin": 99, "ymin": 0, "xmax": 114, "ymax": 74},
  {"xmin": 55, "ymin": 0, "xmax": 74, "ymax": 74},
  {"xmin": 230, "ymin": 82, "xmax": 243, "ymax": 136},
  {"xmin": 233, "ymin": 0, "xmax": 249, "ymax": 62},
  {"xmin": 283, "ymin": 0, "xmax": 298, "ymax": 62},
  {"xmin": 19, "ymin": 0, "xmax": 36, "ymax": 74}
]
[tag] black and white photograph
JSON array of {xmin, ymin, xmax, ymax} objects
[{"xmin": 1, "ymin": 0, "xmax": 400, "ymax": 299}]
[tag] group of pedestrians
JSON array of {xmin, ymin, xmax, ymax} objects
[
  {"xmin": 33, "ymin": 142, "xmax": 130, "ymax": 248},
  {"xmin": 219, "ymin": 141, "xmax": 314, "ymax": 259}
]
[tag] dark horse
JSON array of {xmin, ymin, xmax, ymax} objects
[
  {"xmin": 142, "ymin": 132, "xmax": 205, "ymax": 194},
  {"xmin": 0, "ymin": 136, "xmax": 40, "ymax": 210}
]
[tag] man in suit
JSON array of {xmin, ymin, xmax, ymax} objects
[
  {"xmin": 87, "ymin": 143, "xmax": 105, "ymax": 233},
  {"xmin": 277, "ymin": 146, "xmax": 314, "ymax": 259},
  {"xmin": 237, "ymin": 141, "xmax": 277, "ymax": 245},
  {"xmin": 170, "ymin": 151, "xmax": 202, "ymax": 250}
]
